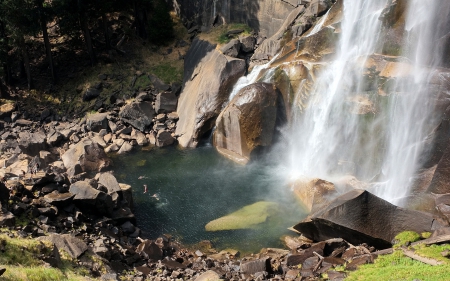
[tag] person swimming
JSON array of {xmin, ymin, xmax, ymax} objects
[
  {"xmin": 143, "ymin": 184, "xmax": 148, "ymax": 194},
  {"xmin": 151, "ymin": 193, "xmax": 160, "ymax": 201},
  {"xmin": 138, "ymin": 176, "xmax": 147, "ymax": 179}
]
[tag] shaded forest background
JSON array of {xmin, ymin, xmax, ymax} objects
[{"xmin": 0, "ymin": 0, "xmax": 176, "ymax": 102}]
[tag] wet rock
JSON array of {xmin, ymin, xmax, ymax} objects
[
  {"xmin": 290, "ymin": 178, "xmax": 337, "ymax": 212},
  {"xmin": 293, "ymin": 190, "xmax": 436, "ymax": 249},
  {"xmin": 37, "ymin": 233, "xmax": 88, "ymax": 258},
  {"xmin": 119, "ymin": 101, "xmax": 155, "ymax": 132},
  {"xmin": 156, "ymin": 130, "xmax": 174, "ymax": 147}
]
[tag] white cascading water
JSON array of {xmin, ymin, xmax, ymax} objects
[{"xmin": 225, "ymin": 0, "xmax": 450, "ymax": 204}]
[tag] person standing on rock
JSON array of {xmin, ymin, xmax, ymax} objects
[{"xmin": 143, "ymin": 184, "xmax": 148, "ymax": 194}]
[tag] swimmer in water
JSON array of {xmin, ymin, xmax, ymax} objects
[
  {"xmin": 143, "ymin": 184, "xmax": 148, "ymax": 194},
  {"xmin": 151, "ymin": 193, "xmax": 160, "ymax": 201},
  {"xmin": 138, "ymin": 176, "xmax": 147, "ymax": 179}
]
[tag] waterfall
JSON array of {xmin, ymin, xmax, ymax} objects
[{"xmin": 281, "ymin": 0, "xmax": 450, "ymax": 203}]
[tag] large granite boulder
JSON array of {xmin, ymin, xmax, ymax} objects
[
  {"xmin": 37, "ymin": 234, "xmax": 88, "ymax": 258},
  {"xmin": 214, "ymin": 82, "xmax": 283, "ymax": 164},
  {"xmin": 293, "ymin": 190, "xmax": 439, "ymax": 249},
  {"xmin": 119, "ymin": 101, "xmax": 155, "ymax": 132},
  {"xmin": 0, "ymin": 102, "xmax": 15, "ymax": 118},
  {"xmin": 86, "ymin": 112, "xmax": 109, "ymax": 132},
  {"xmin": 18, "ymin": 131, "xmax": 47, "ymax": 156},
  {"xmin": 61, "ymin": 138, "xmax": 111, "ymax": 176},
  {"xmin": 98, "ymin": 172, "xmax": 122, "ymax": 194},
  {"xmin": 175, "ymin": 39, "xmax": 246, "ymax": 147},
  {"xmin": 155, "ymin": 92, "xmax": 178, "ymax": 114},
  {"xmin": 290, "ymin": 178, "xmax": 337, "ymax": 212},
  {"xmin": 69, "ymin": 180, "xmax": 113, "ymax": 216}
]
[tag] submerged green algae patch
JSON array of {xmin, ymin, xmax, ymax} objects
[{"xmin": 205, "ymin": 201, "xmax": 279, "ymax": 231}]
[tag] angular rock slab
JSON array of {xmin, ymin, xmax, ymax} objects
[
  {"xmin": 37, "ymin": 233, "xmax": 88, "ymax": 258},
  {"xmin": 62, "ymin": 137, "xmax": 111, "ymax": 175},
  {"xmin": 175, "ymin": 38, "xmax": 246, "ymax": 147},
  {"xmin": 293, "ymin": 190, "xmax": 437, "ymax": 249},
  {"xmin": 119, "ymin": 101, "xmax": 155, "ymax": 132}
]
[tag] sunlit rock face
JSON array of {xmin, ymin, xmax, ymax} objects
[
  {"xmin": 175, "ymin": 39, "xmax": 246, "ymax": 148},
  {"xmin": 213, "ymin": 82, "xmax": 283, "ymax": 164}
]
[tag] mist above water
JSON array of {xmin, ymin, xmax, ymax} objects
[{"xmin": 244, "ymin": 0, "xmax": 450, "ymax": 203}]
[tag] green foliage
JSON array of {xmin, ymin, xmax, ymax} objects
[
  {"xmin": 393, "ymin": 231, "xmax": 421, "ymax": 248},
  {"xmin": 346, "ymin": 249, "xmax": 450, "ymax": 281},
  {"xmin": 217, "ymin": 23, "xmax": 252, "ymax": 44},
  {"xmin": 151, "ymin": 62, "xmax": 183, "ymax": 84},
  {"xmin": 147, "ymin": 0, "xmax": 174, "ymax": 44}
]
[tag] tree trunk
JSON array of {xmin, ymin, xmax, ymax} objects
[
  {"xmin": 39, "ymin": 5, "xmax": 57, "ymax": 83},
  {"xmin": 19, "ymin": 37, "xmax": 33, "ymax": 90},
  {"xmin": 102, "ymin": 13, "xmax": 111, "ymax": 49},
  {"xmin": 78, "ymin": 0, "xmax": 96, "ymax": 65},
  {"xmin": 134, "ymin": 0, "xmax": 148, "ymax": 39}
]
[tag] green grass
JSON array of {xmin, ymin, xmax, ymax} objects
[
  {"xmin": 392, "ymin": 231, "xmax": 421, "ymax": 248},
  {"xmin": 0, "ymin": 232, "xmax": 94, "ymax": 281},
  {"xmin": 217, "ymin": 23, "xmax": 252, "ymax": 44},
  {"xmin": 150, "ymin": 62, "xmax": 183, "ymax": 84},
  {"xmin": 346, "ymin": 250, "xmax": 450, "ymax": 281}
]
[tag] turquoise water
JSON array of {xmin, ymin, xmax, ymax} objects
[{"xmin": 111, "ymin": 145, "xmax": 307, "ymax": 253}]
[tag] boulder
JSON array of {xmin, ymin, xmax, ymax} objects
[
  {"xmin": 37, "ymin": 234, "xmax": 88, "ymax": 258},
  {"xmin": 205, "ymin": 201, "xmax": 278, "ymax": 231},
  {"xmin": 240, "ymin": 258, "xmax": 270, "ymax": 275},
  {"xmin": 131, "ymin": 129, "xmax": 148, "ymax": 146},
  {"xmin": 175, "ymin": 38, "xmax": 246, "ymax": 147},
  {"xmin": 0, "ymin": 211, "xmax": 15, "ymax": 226},
  {"xmin": 43, "ymin": 192, "xmax": 74, "ymax": 206},
  {"xmin": 117, "ymin": 141, "xmax": 133, "ymax": 154},
  {"xmin": 156, "ymin": 130, "xmax": 174, "ymax": 147},
  {"xmin": 214, "ymin": 82, "xmax": 283, "ymax": 164},
  {"xmin": 119, "ymin": 101, "xmax": 155, "ymax": 132},
  {"xmin": 293, "ymin": 190, "xmax": 438, "ymax": 249},
  {"xmin": 18, "ymin": 131, "xmax": 47, "ymax": 156},
  {"xmin": 98, "ymin": 172, "xmax": 122, "ymax": 194},
  {"xmin": 0, "ymin": 102, "xmax": 15, "ymax": 118},
  {"xmin": 136, "ymin": 240, "xmax": 163, "ymax": 260},
  {"xmin": 194, "ymin": 270, "xmax": 221, "ymax": 281},
  {"xmin": 83, "ymin": 88, "xmax": 101, "ymax": 102},
  {"xmin": 155, "ymin": 91, "xmax": 178, "ymax": 114},
  {"xmin": 290, "ymin": 178, "xmax": 337, "ymax": 212},
  {"xmin": 69, "ymin": 180, "xmax": 113, "ymax": 216},
  {"xmin": 220, "ymin": 39, "xmax": 241, "ymax": 57},
  {"xmin": 240, "ymin": 36, "xmax": 256, "ymax": 53},
  {"xmin": 86, "ymin": 112, "xmax": 109, "ymax": 132},
  {"xmin": 120, "ymin": 183, "xmax": 134, "ymax": 209},
  {"xmin": 61, "ymin": 138, "xmax": 111, "ymax": 175}
]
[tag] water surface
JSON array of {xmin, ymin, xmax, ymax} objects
[{"xmin": 112, "ymin": 145, "xmax": 306, "ymax": 254}]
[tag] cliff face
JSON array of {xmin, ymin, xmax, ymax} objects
[{"xmin": 173, "ymin": 0, "xmax": 306, "ymax": 38}]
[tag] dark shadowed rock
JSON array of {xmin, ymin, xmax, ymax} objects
[
  {"xmin": 119, "ymin": 101, "xmax": 155, "ymax": 131},
  {"xmin": 18, "ymin": 131, "xmax": 47, "ymax": 156},
  {"xmin": 293, "ymin": 190, "xmax": 436, "ymax": 249},
  {"xmin": 69, "ymin": 181, "xmax": 113, "ymax": 216},
  {"xmin": 240, "ymin": 258, "xmax": 270, "ymax": 274},
  {"xmin": 220, "ymin": 39, "xmax": 241, "ymax": 57},
  {"xmin": 240, "ymin": 36, "xmax": 256, "ymax": 53},
  {"xmin": 37, "ymin": 233, "xmax": 88, "ymax": 258},
  {"xmin": 83, "ymin": 88, "xmax": 101, "ymax": 101},
  {"xmin": 62, "ymin": 138, "xmax": 111, "ymax": 175},
  {"xmin": 136, "ymin": 240, "xmax": 163, "ymax": 260},
  {"xmin": 156, "ymin": 131, "xmax": 174, "ymax": 147},
  {"xmin": 86, "ymin": 112, "xmax": 109, "ymax": 132},
  {"xmin": 155, "ymin": 91, "xmax": 178, "ymax": 114},
  {"xmin": 0, "ymin": 211, "xmax": 15, "ymax": 226}
]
